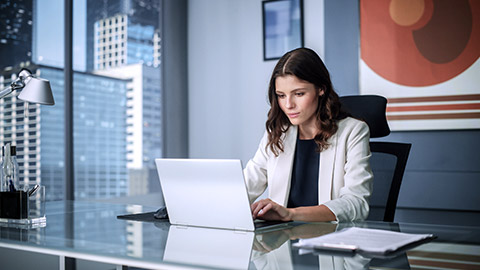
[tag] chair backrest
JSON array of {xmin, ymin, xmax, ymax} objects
[
  {"xmin": 339, "ymin": 95, "xmax": 390, "ymax": 138},
  {"xmin": 339, "ymin": 95, "xmax": 411, "ymax": 222},
  {"xmin": 369, "ymin": 141, "xmax": 411, "ymax": 222}
]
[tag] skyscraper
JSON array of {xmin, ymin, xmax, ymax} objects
[
  {"xmin": 93, "ymin": 14, "xmax": 161, "ymax": 70},
  {"xmin": 91, "ymin": 6, "xmax": 163, "ymax": 195},
  {"xmin": 86, "ymin": 0, "xmax": 161, "ymax": 71},
  {"xmin": 95, "ymin": 63, "xmax": 162, "ymax": 195}
]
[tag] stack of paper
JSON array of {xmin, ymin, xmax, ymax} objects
[{"xmin": 293, "ymin": 227, "xmax": 434, "ymax": 255}]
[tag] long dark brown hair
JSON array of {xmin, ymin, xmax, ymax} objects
[{"xmin": 266, "ymin": 48, "xmax": 347, "ymax": 156}]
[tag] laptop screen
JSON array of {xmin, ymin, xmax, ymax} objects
[{"xmin": 155, "ymin": 159, "xmax": 255, "ymax": 231}]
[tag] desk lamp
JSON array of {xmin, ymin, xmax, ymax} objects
[
  {"xmin": 0, "ymin": 67, "xmax": 55, "ymax": 187},
  {"xmin": 0, "ymin": 68, "xmax": 54, "ymax": 220},
  {"xmin": 0, "ymin": 67, "xmax": 55, "ymax": 180},
  {"xmin": 0, "ymin": 68, "xmax": 55, "ymax": 106}
]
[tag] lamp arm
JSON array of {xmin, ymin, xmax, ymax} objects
[
  {"xmin": 0, "ymin": 86, "xmax": 14, "ymax": 99},
  {"xmin": 0, "ymin": 69, "xmax": 33, "ymax": 99}
]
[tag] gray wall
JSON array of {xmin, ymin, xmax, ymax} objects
[
  {"xmin": 188, "ymin": 0, "xmax": 480, "ymax": 212},
  {"xmin": 188, "ymin": 0, "xmax": 324, "ymax": 164},
  {"xmin": 188, "ymin": 0, "xmax": 270, "ymax": 163},
  {"xmin": 324, "ymin": 0, "xmax": 480, "ymax": 211}
]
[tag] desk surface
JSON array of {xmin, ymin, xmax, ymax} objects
[{"xmin": 0, "ymin": 201, "xmax": 479, "ymax": 269}]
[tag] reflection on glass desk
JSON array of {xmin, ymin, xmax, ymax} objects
[
  {"xmin": 0, "ymin": 201, "xmax": 479, "ymax": 269},
  {"xmin": 164, "ymin": 225, "xmax": 254, "ymax": 269}
]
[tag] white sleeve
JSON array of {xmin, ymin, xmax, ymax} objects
[
  {"xmin": 323, "ymin": 120, "xmax": 373, "ymax": 222},
  {"xmin": 243, "ymin": 132, "xmax": 270, "ymax": 204}
]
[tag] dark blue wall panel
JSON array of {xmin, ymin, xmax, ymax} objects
[
  {"xmin": 324, "ymin": 0, "xmax": 359, "ymax": 96},
  {"xmin": 400, "ymin": 171, "xmax": 480, "ymax": 210},
  {"xmin": 378, "ymin": 130, "xmax": 480, "ymax": 210}
]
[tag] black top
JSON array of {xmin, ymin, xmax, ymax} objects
[{"xmin": 287, "ymin": 137, "xmax": 319, "ymax": 208}]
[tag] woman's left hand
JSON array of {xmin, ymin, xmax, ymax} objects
[{"xmin": 251, "ymin": 199, "xmax": 293, "ymax": 221}]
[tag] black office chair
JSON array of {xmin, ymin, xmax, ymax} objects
[{"xmin": 340, "ymin": 95, "xmax": 411, "ymax": 222}]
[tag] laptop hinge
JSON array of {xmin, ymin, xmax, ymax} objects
[
  {"xmin": 174, "ymin": 222, "xmax": 189, "ymax": 229},
  {"xmin": 234, "ymin": 227, "xmax": 250, "ymax": 233}
]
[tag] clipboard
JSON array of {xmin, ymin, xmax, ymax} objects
[{"xmin": 293, "ymin": 227, "xmax": 436, "ymax": 257}]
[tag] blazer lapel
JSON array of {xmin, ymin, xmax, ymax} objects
[
  {"xmin": 270, "ymin": 126, "xmax": 297, "ymax": 206},
  {"xmin": 318, "ymin": 132, "xmax": 338, "ymax": 204}
]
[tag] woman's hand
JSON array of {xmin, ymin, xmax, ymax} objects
[
  {"xmin": 251, "ymin": 199, "xmax": 293, "ymax": 221},
  {"xmin": 251, "ymin": 199, "xmax": 337, "ymax": 222}
]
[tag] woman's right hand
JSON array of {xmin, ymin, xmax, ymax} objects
[{"xmin": 251, "ymin": 198, "xmax": 293, "ymax": 221}]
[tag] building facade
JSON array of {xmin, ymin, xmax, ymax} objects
[
  {"xmin": 92, "ymin": 10, "xmax": 163, "ymax": 196},
  {"xmin": 86, "ymin": 0, "xmax": 161, "ymax": 71},
  {"xmin": 95, "ymin": 63, "xmax": 162, "ymax": 196},
  {"xmin": 94, "ymin": 14, "xmax": 161, "ymax": 70}
]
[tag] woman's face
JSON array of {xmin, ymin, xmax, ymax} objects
[{"xmin": 275, "ymin": 75, "xmax": 322, "ymax": 128}]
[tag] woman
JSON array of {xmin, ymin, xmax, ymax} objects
[{"xmin": 244, "ymin": 48, "xmax": 373, "ymax": 223}]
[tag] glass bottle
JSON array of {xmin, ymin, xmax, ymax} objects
[
  {"xmin": 0, "ymin": 150, "xmax": 3, "ymax": 191},
  {"xmin": 1, "ymin": 144, "xmax": 19, "ymax": 192}
]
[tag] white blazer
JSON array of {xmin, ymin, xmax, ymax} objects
[{"xmin": 243, "ymin": 117, "xmax": 373, "ymax": 222}]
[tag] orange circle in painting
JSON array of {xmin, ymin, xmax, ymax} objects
[
  {"xmin": 361, "ymin": 0, "xmax": 480, "ymax": 86},
  {"xmin": 389, "ymin": 0, "xmax": 425, "ymax": 26}
]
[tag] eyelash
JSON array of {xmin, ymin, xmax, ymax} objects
[{"xmin": 276, "ymin": 92, "xmax": 305, "ymax": 98}]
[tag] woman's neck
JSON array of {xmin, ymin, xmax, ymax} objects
[{"xmin": 298, "ymin": 124, "xmax": 319, "ymax": 140}]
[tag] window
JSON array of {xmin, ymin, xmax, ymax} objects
[
  {"xmin": 2, "ymin": 0, "xmax": 163, "ymax": 202},
  {"xmin": 72, "ymin": 0, "xmax": 163, "ymax": 201}
]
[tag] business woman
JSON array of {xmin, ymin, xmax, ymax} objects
[{"xmin": 244, "ymin": 48, "xmax": 373, "ymax": 223}]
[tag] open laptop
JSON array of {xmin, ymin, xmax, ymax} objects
[{"xmin": 155, "ymin": 158, "xmax": 291, "ymax": 232}]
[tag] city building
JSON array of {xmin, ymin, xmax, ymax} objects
[
  {"xmin": 92, "ymin": 9, "xmax": 163, "ymax": 195},
  {"xmin": 93, "ymin": 14, "xmax": 161, "ymax": 70},
  {"xmin": 86, "ymin": 0, "xmax": 161, "ymax": 71},
  {"xmin": 95, "ymin": 63, "xmax": 162, "ymax": 195}
]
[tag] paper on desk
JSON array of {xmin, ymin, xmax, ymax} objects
[{"xmin": 294, "ymin": 227, "xmax": 434, "ymax": 254}]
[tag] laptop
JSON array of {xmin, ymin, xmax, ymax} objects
[{"xmin": 155, "ymin": 158, "xmax": 291, "ymax": 232}]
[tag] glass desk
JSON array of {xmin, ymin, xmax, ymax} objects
[{"xmin": 0, "ymin": 200, "xmax": 479, "ymax": 269}]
